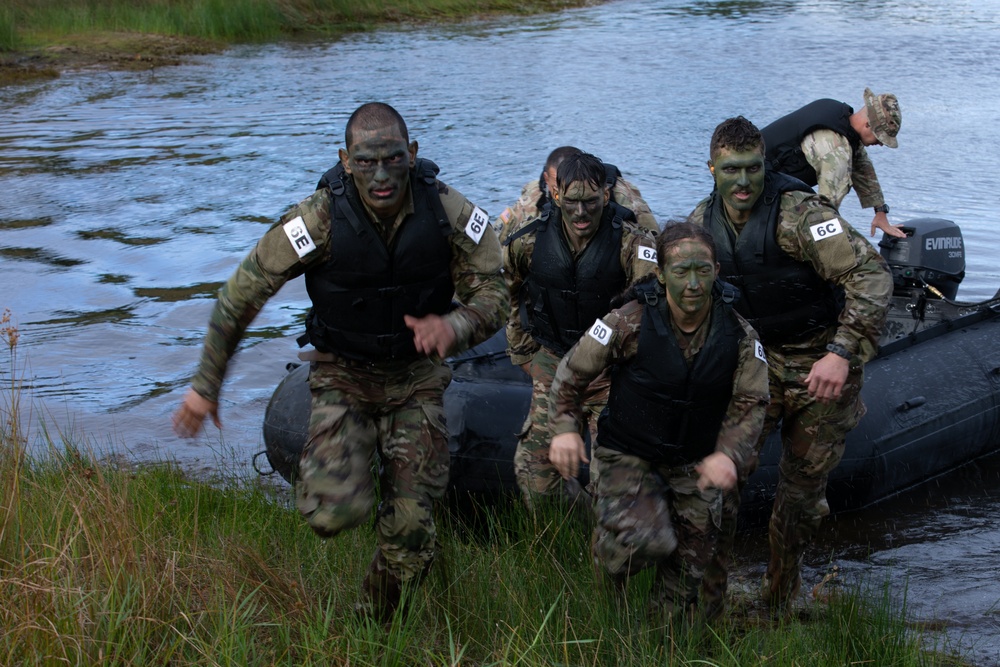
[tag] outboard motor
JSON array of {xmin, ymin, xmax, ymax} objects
[{"xmin": 878, "ymin": 218, "xmax": 965, "ymax": 300}]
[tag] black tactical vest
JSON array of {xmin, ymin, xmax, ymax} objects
[
  {"xmin": 761, "ymin": 99, "xmax": 860, "ymax": 186},
  {"xmin": 597, "ymin": 280, "xmax": 743, "ymax": 466},
  {"xmin": 703, "ymin": 171, "xmax": 841, "ymax": 345},
  {"xmin": 301, "ymin": 159, "xmax": 454, "ymax": 360},
  {"xmin": 512, "ymin": 202, "xmax": 634, "ymax": 356}
]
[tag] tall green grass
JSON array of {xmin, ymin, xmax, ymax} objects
[
  {"xmin": 0, "ymin": 310, "xmax": 970, "ymax": 665},
  {"xmin": 3, "ymin": 0, "xmax": 583, "ymax": 44},
  {"xmin": 0, "ymin": 8, "xmax": 20, "ymax": 51}
]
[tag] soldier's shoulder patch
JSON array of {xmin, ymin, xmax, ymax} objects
[
  {"xmin": 587, "ymin": 318, "xmax": 613, "ymax": 346},
  {"xmin": 754, "ymin": 339, "xmax": 767, "ymax": 364},
  {"xmin": 464, "ymin": 205, "xmax": 489, "ymax": 244},
  {"xmin": 283, "ymin": 216, "xmax": 317, "ymax": 258},
  {"xmin": 809, "ymin": 216, "xmax": 844, "ymax": 242},
  {"xmin": 637, "ymin": 245, "xmax": 657, "ymax": 264}
]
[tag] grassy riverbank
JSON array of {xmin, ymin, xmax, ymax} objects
[
  {"xmin": 0, "ymin": 0, "xmax": 587, "ymax": 84},
  {"xmin": 0, "ymin": 313, "xmax": 970, "ymax": 665}
]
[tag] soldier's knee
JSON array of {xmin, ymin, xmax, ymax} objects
[
  {"xmin": 305, "ymin": 504, "xmax": 371, "ymax": 538},
  {"xmin": 377, "ymin": 497, "xmax": 436, "ymax": 551},
  {"xmin": 298, "ymin": 492, "xmax": 373, "ymax": 538}
]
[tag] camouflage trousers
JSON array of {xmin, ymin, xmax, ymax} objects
[
  {"xmin": 593, "ymin": 446, "xmax": 722, "ymax": 620},
  {"xmin": 514, "ymin": 346, "xmax": 609, "ymax": 504},
  {"xmin": 295, "ymin": 356, "xmax": 452, "ymax": 592},
  {"xmin": 701, "ymin": 346, "xmax": 865, "ymax": 614}
]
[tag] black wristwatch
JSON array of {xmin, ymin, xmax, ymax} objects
[
  {"xmin": 873, "ymin": 204, "xmax": 890, "ymax": 213},
  {"xmin": 826, "ymin": 342, "xmax": 852, "ymax": 360}
]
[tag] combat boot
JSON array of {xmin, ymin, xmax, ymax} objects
[{"xmin": 356, "ymin": 552, "xmax": 404, "ymax": 625}]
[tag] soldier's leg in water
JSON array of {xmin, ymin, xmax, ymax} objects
[
  {"xmin": 764, "ymin": 357, "xmax": 863, "ymax": 611},
  {"xmin": 362, "ymin": 362, "xmax": 451, "ymax": 623},
  {"xmin": 650, "ymin": 466, "xmax": 721, "ymax": 625},
  {"xmin": 513, "ymin": 348, "xmax": 564, "ymax": 506}
]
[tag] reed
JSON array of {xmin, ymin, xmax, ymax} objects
[
  {"xmin": 0, "ymin": 8, "xmax": 20, "ymax": 51},
  {"xmin": 0, "ymin": 312, "xmax": 970, "ymax": 665},
  {"xmin": 4, "ymin": 0, "xmax": 583, "ymax": 44}
]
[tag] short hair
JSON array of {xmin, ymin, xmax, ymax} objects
[
  {"xmin": 345, "ymin": 102, "xmax": 408, "ymax": 147},
  {"xmin": 555, "ymin": 152, "xmax": 606, "ymax": 192},
  {"xmin": 657, "ymin": 220, "xmax": 717, "ymax": 268},
  {"xmin": 710, "ymin": 116, "xmax": 764, "ymax": 160},
  {"xmin": 544, "ymin": 146, "xmax": 582, "ymax": 171}
]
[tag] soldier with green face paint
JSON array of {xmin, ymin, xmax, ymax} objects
[
  {"xmin": 503, "ymin": 152, "xmax": 658, "ymax": 508},
  {"xmin": 547, "ymin": 222, "xmax": 769, "ymax": 624},
  {"xmin": 689, "ymin": 116, "xmax": 892, "ymax": 617},
  {"xmin": 172, "ymin": 102, "xmax": 508, "ymax": 624},
  {"xmin": 496, "ymin": 146, "xmax": 659, "ymax": 242}
]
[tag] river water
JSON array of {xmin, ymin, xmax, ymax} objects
[{"xmin": 2, "ymin": 0, "xmax": 999, "ymax": 662}]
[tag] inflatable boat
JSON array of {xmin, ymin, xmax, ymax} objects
[{"xmin": 257, "ymin": 218, "xmax": 1000, "ymax": 519}]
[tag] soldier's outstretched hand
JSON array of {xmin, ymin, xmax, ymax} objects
[
  {"xmin": 871, "ymin": 211, "xmax": 905, "ymax": 238},
  {"xmin": 172, "ymin": 388, "xmax": 221, "ymax": 438},
  {"xmin": 404, "ymin": 313, "xmax": 457, "ymax": 358}
]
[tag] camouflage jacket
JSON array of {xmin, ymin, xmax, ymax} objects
[
  {"xmin": 190, "ymin": 179, "xmax": 508, "ymax": 403},
  {"xmin": 497, "ymin": 176, "xmax": 659, "ymax": 242},
  {"xmin": 549, "ymin": 299, "xmax": 769, "ymax": 474},
  {"xmin": 801, "ymin": 129, "xmax": 885, "ymax": 210},
  {"xmin": 688, "ymin": 190, "xmax": 892, "ymax": 363},
  {"xmin": 503, "ymin": 215, "xmax": 658, "ymax": 366}
]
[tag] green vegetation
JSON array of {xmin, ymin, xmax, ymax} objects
[
  {"xmin": 2, "ymin": 0, "xmax": 585, "ymax": 46},
  {"xmin": 0, "ymin": 313, "xmax": 969, "ymax": 665}
]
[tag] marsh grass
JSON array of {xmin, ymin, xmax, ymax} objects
[
  {"xmin": 0, "ymin": 8, "xmax": 20, "ymax": 51},
  {"xmin": 4, "ymin": 0, "xmax": 585, "ymax": 44},
  {"xmin": 0, "ymin": 311, "xmax": 970, "ymax": 665}
]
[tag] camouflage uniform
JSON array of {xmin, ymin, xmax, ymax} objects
[
  {"xmin": 190, "ymin": 172, "xmax": 507, "ymax": 620},
  {"xmin": 549, "ymin": 296, "xmax": 769, "ymax": 619},
  {"xmin": 801, "ymin": 129, "xmax": 886, "ymax": 210},
  {"xmin": 689, "ymin": 191, "xmax": 892, "ymax": 613},
  {"xmin": 504, "ymin": 215, "xmax": 657, "ymax": 504},
  {"xmin": 497, "ymin": 176, "xmax": 659, "ymax": 242}
]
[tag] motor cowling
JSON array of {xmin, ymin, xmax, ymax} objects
[{"xmin": 878, "ymin": 218, "xmax": 965, "ymax": 299}]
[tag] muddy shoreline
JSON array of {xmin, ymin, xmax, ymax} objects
[{"xmin": 1, "ymin": 32, "xmax": 223, "ymax": 85}]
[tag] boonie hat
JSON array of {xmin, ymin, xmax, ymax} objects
[{"xmin": 863, "ymin": 87, "xmax": 901, "ymax": 148}]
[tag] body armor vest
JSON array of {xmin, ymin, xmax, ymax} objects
[
  {"xmin": 761, "ymin": 99, "xmax": 860, "ymax": 186},
  {"xmin": 703, "ymin": 171, "xmax": 841, "ymax": 345},
  {"xmin": 302, "ymin": 159, "xmax": 454, "ymax": 360},
  {"xmin": 514, "ymin": 202, "xmax": 634, "ymax": 356},
  {"xmin": 597, "ymin": 280, "xmax": 743, "ymax": 466}
]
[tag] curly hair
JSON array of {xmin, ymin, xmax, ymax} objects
[{"xmin": 709, "ymin": 115, "xmax": 764, "ymax": 160}]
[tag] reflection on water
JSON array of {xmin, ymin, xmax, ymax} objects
[{"xmin": 2, "ymin": 0, "xmax": 1000, "ymax": 662}]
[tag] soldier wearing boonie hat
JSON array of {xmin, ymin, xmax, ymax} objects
[
  {"xmin": 760, "ymin": 88, "xmax": 904, "ymax": 240},
  {"xmin": 863, "ymin": 87, "xmax": 901, "ymax": 148}
]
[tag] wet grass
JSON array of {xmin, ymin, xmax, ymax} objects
[{"xmin": 0, "ymin": 310, "xmax": 973, "ymax": 666}]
